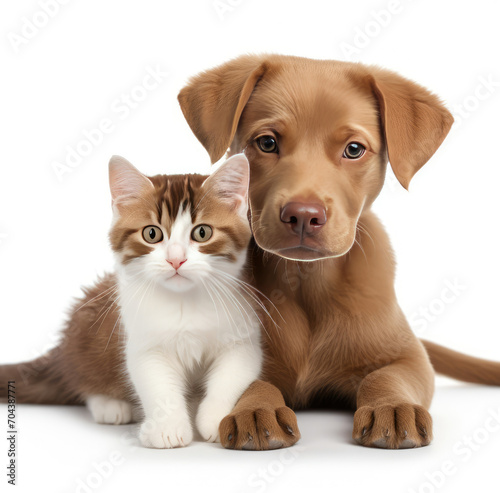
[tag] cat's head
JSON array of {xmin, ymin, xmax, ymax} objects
[{"xmin": 108, "ymin": 154, "xmax": 251, "ymax": 293}]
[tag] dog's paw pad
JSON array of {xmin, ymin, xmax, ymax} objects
[
  {"xmin": 353, "ymin": 403, "xmax": 432, "ymax": 449},
  {"xmin": 220, "ymin": 406, "xmax": 300, "ymax": 450}
]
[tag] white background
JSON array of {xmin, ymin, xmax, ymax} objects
[{"xmin": 1, "ymin": 1, "xmax": 499, "ymax": 492}]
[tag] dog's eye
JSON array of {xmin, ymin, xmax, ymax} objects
[
  {"xmin": 142, "ymin": 226, "xmax": 163, "ymax": 244},
  {"xmin": 191, "ymin": 225, "xmax": 213, "ymax": 243},
  {"xmin": 256, "ymin": 135, "xmax": 278, "ymax": 153},
  {"xmin": 343, "ymin": 142, "xmax": 365, "ymax": 159}
]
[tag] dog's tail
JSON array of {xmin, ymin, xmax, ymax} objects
[
  {"xmin": 0, "ymin": 350, "xmax": 77, "ymax": 404},
  {"xmin": 422, "ymin": 339, "xmax": 500, "ymax": 385}
]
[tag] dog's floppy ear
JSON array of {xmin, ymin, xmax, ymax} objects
[
  {"xmin": 178, "ymin": 55, "xmax": 267, "ymax": 164},
  {"xmin": 369, "ymin": 68, "xmax": 454, "ymax": 189}
]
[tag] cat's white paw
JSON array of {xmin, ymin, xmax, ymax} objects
[
  {"xmin": 196, "ymin": 400, "xmax": 234, "ymax": 443},
  {"xmin": 139, "ymin": 417, "xmax": 193, "ymax": 448},
  {"xmin": 87, "ymin": 395, "xmax": 133, "ymax": 425}
]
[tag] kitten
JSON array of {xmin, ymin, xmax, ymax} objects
[
  {"xmin": 0, "ymin": 153, "xmax": 264, "ymax": 449},
  {"xmin": 103, "ymin": 153, "xmax": 262, "ymax": 448}
]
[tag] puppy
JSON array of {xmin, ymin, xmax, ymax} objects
[{"xmin": 178, "ymin": 54, "xmax": 500, "ymax": 450}]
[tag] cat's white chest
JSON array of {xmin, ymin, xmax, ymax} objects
[{"xmin": 118, "ymin": 280, "xmax": 249, "ymax": 366}]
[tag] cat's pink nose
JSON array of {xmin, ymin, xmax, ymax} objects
[{"xmin": 167, "ymin": 258, "xmax": 187, "ymax": 271}]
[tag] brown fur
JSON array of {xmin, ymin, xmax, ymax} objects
[
  {"xmin": 0, "ymin": 273, "xmax": 128, "ymax": 405},
  {"xmin": 177, "ymin": 54, "xmax": 500, "ymax": 450}
]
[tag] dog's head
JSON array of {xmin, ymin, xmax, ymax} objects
[{"xmin": 178, "ymin": 55, "xmax": 453, "ymax": 261}]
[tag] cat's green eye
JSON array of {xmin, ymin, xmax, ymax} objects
[
  {"xmin": 191, "ymin": 225, "xmax": 213, "ymax": 243},
  {"xmin": 142, "ymin": 226, "xmax": 163, "ymax": 244}
]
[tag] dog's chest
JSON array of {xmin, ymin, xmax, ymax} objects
[
  {"xmin": 262, "ymin": 299, "xmax": 343, "ymax": 390},
  {"xmin": 261, "ymin": 293, "xmax": 380, "ymax": 407}
]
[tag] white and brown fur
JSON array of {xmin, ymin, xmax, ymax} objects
[
  {"xmin": 0, "ymin": 153, "xmax": 265, "ymax": 448},
  {"xmin": 3, "ymin": 54, "xmax": 500, "ymax": 452}
]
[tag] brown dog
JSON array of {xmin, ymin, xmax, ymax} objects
[{"xmin": 177, "ymin": 54, "xmax": 500, "ymax": 450}]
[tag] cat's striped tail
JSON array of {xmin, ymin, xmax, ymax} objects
[{"xmin": 0, "ymin": 350, "xmax": 77, "ymax": 404}]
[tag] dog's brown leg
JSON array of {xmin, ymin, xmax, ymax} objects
[
  {"xmin": 219, "ymin": 380, "xmax": 300, "ymax": 450},
  {"xmin": 353, "ymin": 351, "xmax": 435, "ymax": 449}
]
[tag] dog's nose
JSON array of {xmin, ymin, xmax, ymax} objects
[{"xmin": 280, "ymin": 202, "xmax": 327, "ymax": 236}]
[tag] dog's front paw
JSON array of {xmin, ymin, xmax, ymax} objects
[
  {"xmin": 139, "ymin": 417, "xmax": 193, "ymax": 449},
  {"xmin": 219, "ymin": 406, "xmax": 300, "ymax": 450},
  {"xmin": 353, "ymin": 403, "xmax": 432, "ymax": 449}
]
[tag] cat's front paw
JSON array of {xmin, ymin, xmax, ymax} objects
[
  {"xmin": 139, "ymin": 417, "xmax": 193, "ymax": 449},
  {"xmin": 196, "ymin": 400, "xmax": 233, "ymax": 443},
  {"xmin": 87, "ymin": 395, "xmax": 133, "ymax": 425}
]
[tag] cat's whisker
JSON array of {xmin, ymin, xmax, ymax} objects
[
  {"xmin": 218, "ymin": 280, "xmax": 281, "ymax": 339},
  {"xmin": 212, "ymin": 274, "xmax": 257, "ymax": 324},
  {"xmin": 214, "ymin": 269, "xmax": 281, "ymax": 313},
  {"xmin": 104, "ymin": 312, "xmax": 122, "ymax": 353},
  {"xmin": 213, "ymin": 269, "xmax": 285, "ymax": 327},
  {"xmin": 200, "ymin": 278, "xmax": 221, "ymax": 329},
  {"xmin": 106, "ymin": 276, "xmax": 155, "ymax": 352},
  {"xmin": 90, "ymin": 275, "xmax": 146, "ymax": 336},
  {"xmin": 122, "ymin": 277, "xmax": 154, "ymax": 327},
  {"xmin": 206, "ymin": 278, "xmax": 239, "ymax": 332},
  {"xmin": 210, "ymin": 277, "xmax": 254, "ymax": 341},
  {"xmin": 213, "ymin": 276, "xmax": 267, "ymax": 344},
  {"xmin": 75, "ymin": 282, "xmax": 119, "ymax": 314},
  {"xmin": 91, "ymin": 301, "xmax": 118, "ymax": 336},
  {"xmin": 85, "ymin": 286, "xmax": 119, "ymax": 325},
  {"xmin": 205, "ymin": 280, "xmax": 244, "ymax": 350},
  {"xmin": 203, "ymin": 277, "xmax": 231, "ymax": 327},
  {"xmin": 87, "ymin": 293, "xmax": 120, "ymax": 334},
  {"xmin": 121, "ymin": 263, "xmax": 156, "ymax": 279},
  {"xmin": 213, "ymin": 278, "xmax": 254, "ymax": 330},
  {"xmin": 94, "ymin": 276, "xmax": 146, "ymax": 334},
  {"xmin": 211, "ymin": 267, "xmax": 262, "ymax": 295},
  {"xmin": 214, "ymin": 275, "xmax": 274, "ymax": 344}
]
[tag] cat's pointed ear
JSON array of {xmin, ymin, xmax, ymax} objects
[
  {"xmin": 203, "ymin": 153, "xmax": 250, "ymax": 216},
  {"xmin": 108, "ymin": 155, "xmax": 154, "ymax": 212}
]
